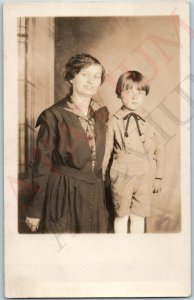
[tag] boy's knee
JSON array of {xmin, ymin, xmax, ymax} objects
[
  {"xmin": 115, "ymin": 215, "xmax": 129, "ymax": 222},
  {"xmin": 130, "ymin": 212, "xmax": 144, "ymax": 221}
]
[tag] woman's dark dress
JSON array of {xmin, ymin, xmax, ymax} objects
[{"xmin": 28, "ymin": 96, "xmax": 109, "ymax": 233}]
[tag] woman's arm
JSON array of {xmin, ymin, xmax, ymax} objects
[
  {"xmin": 102, "ymin": 118, "xmax": 115, "ymax": 179},
  {"xmin": 27, "ymin": 109, "xmax": 57, "ymax": 223}
]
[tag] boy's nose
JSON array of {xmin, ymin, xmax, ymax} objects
[
  {"xmin": 132, "ymin": 93, "xmax": 138, "ymax": 99},
  {"xmin": 130, "ymin": 90, "xmax": 137, "ymax": 98}
]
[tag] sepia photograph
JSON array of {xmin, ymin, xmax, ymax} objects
[
  {"xmin": 4, "ymin": 1, "xmax": 191, "ymax": 298},
  {"xmin": 19, "ymin": 16, "xmax": 180, "ymax": 234}
]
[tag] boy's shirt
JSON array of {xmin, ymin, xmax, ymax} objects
[{"xmin": 103, "ymin": 106, "xmax": 165, "ymax": 179}]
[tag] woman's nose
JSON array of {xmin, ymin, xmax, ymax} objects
[{"xmin": 87, "ymin": 76, "xmax": 94, "ymax": 84}]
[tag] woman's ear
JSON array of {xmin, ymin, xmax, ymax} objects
[{"xmin": 69, "ymin": 79, "xmax": 73, "ymax": 84}]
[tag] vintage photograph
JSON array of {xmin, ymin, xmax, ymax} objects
[
  {"xmin": 18, "ymin": 16, "xmax": 181, "ymax": 234},
  {"xmin": 4, "ymin": 1, "xmax": 191, "ymax": 298}
]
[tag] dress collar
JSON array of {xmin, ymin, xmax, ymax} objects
[{"xmin": 56, "ymin": 95, "xmax": 101, "ymax": 120}]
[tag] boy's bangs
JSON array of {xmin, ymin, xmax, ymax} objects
[
  {"xmin": 116, "ymin": 71, "xmax": 150, "ymax": 97},
  {"xmin": 123, "ymin": 80, "xmax": 133, "ymax": 91},
  {"xmin": 136, "ymin": 80, "xmax": 149, "ymax": 92},
  {"xmin": 123, "ymin": 79, "xmax": 148, "ymax": 92}
]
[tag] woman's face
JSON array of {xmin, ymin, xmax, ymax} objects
[{"xmin": 70, "ymin": 64, "xmax": 102, "ymax": 97}]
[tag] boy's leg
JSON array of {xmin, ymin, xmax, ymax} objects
[
  {"xmin": 111, "ymin": 170, "xmax": 134, "ymax": 234},
  {"xmin": 114, "ymin": 215, "xmax": 129, "ymax": 233},
  {"xmin": 129, "ymin": 213, "xmax": 145, "ymax": 233},
  {"xmin": 130, "ymin": 173, "xmax": 154, "ymax": 233}
]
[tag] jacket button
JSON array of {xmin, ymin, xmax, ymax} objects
[{"xmin": 90, "ymin": 192, "xmax": 94, "ymax": 195}]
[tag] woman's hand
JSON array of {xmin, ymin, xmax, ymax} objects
[
  {"xmin": 25, "ymin": 217, "xmax": 41, "ymax": 232},
  {"xmin": 153, "ymin": 178, "xmax": 162, "ymax": 193}
]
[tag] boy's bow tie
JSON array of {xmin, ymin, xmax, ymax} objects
[{"xmin": 123, "ymin": 112, "xmax": 145, "ymax": 137}]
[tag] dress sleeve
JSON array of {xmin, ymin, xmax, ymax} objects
[
  {"xmin": 27, "ymin": 109, "xmax": 57, "ymax": 219},
  {"xmin": 154, "ymin": 130, "xmax": 165, "ymax": 179},
  {"xmin": 102, "ymin": 118, "xmax": 115, "ymax": 179},
  {"xmin": 94, "ymin": 106, "xmax": 109, "ymax": 122}
]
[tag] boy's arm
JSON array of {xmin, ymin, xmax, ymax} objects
[
  {"xmin": 152, "ymin": 131, "xmax": 165, "ymax": 193},
  {"xmin": 154, "ymin": 130, "xmax": 165, "ymax": 179},
  {"xmin": 102, "ymin": 118, "xmax": 115, "ymax": 180}
]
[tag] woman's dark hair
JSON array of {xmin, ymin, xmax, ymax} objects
[
  {"xmin": 63, "ymin": 53, "xmax": 106, "ymax": 95},
  {"xmin": 115, "ymin": 70, "xmax": 150, "ymax": 99}
]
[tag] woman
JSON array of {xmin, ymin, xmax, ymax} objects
[{"xmin": 25, "ymin": 53, "xmax": 109, "ymax": 233}]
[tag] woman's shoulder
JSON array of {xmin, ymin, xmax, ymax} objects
[
  {"xmin": 106, "ymin": 114, "xmax": 119, "ymax": 128},
  {"xmin": 91, "ymin": 100, "xmax": 109, "ymax": 122},
  {"xmin": 35, "ymin": 98, "xmax": 67, "ymax": 127}
]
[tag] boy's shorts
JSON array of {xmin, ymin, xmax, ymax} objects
[{"xmin": 110, "ymin": 155, "xmax": 156, "ymax": 218}]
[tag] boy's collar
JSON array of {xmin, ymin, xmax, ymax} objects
[{"xmin": 114, "ymin": 106, "xmax": 148, "ymax": 120}]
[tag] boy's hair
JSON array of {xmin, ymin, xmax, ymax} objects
[
  {"xmin": 115, "ymin": 71, "xmax": 150, "ymax": 99},
  {"xmin": 63, "ymin": 53, "xmax": 106, "ymax": 95}
]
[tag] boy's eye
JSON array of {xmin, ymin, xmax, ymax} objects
[
  {"xmin": 125, "ymin": 90, "xmax": 132, "ymax": 94},
  {"xmin": 137, "ymin": 90, "xmax": 143, "ymax": 95}
]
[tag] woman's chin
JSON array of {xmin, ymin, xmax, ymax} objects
[
  {"xmin": 124, "ymin": 106, "xmax": 137, "ymax": 111},
  {"xmin": 82, "ymin": 91, "xmax": 97, "ymax": 97}
]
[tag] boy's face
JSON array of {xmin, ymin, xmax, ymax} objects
[{"xmin": 121, "ymin": 81, "xmax": 146, "ymax": 111}]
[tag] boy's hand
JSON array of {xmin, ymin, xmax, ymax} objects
[
  {"xmin": 25, "ymin": 217, "xmax": 41, "ymax": 232},
  {"xmin": 153, "ymin": 178, "xmax": 162, "ymax": 193}
]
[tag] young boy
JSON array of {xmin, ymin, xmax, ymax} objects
[{"xmin": 103, "ymin": 71, "xmax": 165, "ymax": 233}]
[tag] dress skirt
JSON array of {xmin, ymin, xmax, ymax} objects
[{"xmin": 41, "ymin": 166, "xmax": 108, "ymax": 233}]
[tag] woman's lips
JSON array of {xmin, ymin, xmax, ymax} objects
[{"xmin": 85, "ymin": 85, "xmax": 95, "ymax": 90}]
